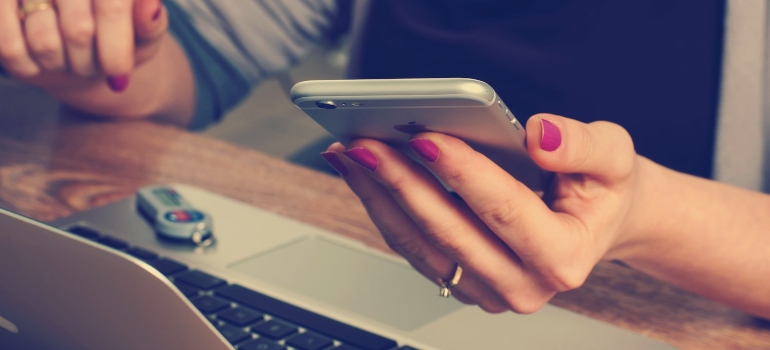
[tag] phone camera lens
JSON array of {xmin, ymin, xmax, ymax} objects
[{"xmin": 316, "ymin": 101, "xmax": 337, "ymax": 109}]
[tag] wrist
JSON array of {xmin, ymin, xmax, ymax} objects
[{"xmin": 603, "ymin": 155, "xmax": 671, "ymax": 262}]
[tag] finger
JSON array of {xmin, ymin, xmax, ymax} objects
[
  {"xmin": 525, "ymin": 114, "xmax": 638, "ymax": 266},
  {"xmin": 0, "ymin": 0, "xmax": 39, "ymax": 77},
  {"xmin": 342, "ymin": 139, "xmax": 555, "ymax": 313},
  {"xmin": 133, "ymin": 0, "xmax": 165, "ymax": 41},
  {"xmin": 95, "ymin": 0, "xmax": 134, "ymax": 90},
  {"xmin": 322, "ymin": 143, "xmax": 509, "ymax": 313},
  {"xmin": 404, "ymin": 134, "xmax": 594, "ymax": 292},
  {"xmin": 526, "ymin": 113, "xmax": 636, "ymax": 184},
  {"xmin": 57, "ymin": 0, "xmax": 97, "ymax": 76},
  {"xmin": 132, "ymin": 0, "xmax": 167, "ymax": 65},
  {"xmin": 22, "ymin": 0, "xmax": 66, "ymax": 71}
]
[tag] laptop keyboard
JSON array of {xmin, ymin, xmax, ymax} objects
[{"xmin": 67, "ymin": 226, "xmax": 415, "ymax": 350}]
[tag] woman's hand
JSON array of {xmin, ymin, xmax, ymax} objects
[
  {"xmin": 0, "ymin": 0, "xmax": 168, "ymax": 93},
  {"xmin": 321, "ymin": 113, "xmax": 651, "ymax": 313}
]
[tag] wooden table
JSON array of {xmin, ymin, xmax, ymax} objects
[{"xmin": 1, "ymin": 83, "xmax": 768, "ymax": 349}]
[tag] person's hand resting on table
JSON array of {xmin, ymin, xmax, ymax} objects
[
  {"xmin": 0, "ymin": 0, "xmax": 194, "ymax": 123},
  {"xmin": 321, "ymin": 113, "xmax": 770, "ymax": 319}
]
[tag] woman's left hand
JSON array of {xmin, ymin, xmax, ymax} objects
[
  {"xmin": 0, "ymin": 0, "xmax": 168, "ymax": 92},
  {"xmin": 321, "ymin": 113, "xmax": 650, "ymax": 313}
]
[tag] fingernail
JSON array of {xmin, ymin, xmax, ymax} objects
[
  {"xmin": 107, "ymin": 75, "xmax": 129, "ymax": 93},
  {"xmin": 407, "ymin": 138, "xmax": 439, "ymax": 163},
  {"xmin": 343, "ymin": 147, "xmax": 379, "ymax": 171},
  {"xmin": 152, "ymin": 4, "xmax": 163, "ymax": 21},
  {"xmin": 320, "ymin": 152, "xmax": 349, "ymax": 177},
  {"xmin": 540, "ymin": 119, "xmax": 561, "ymax": 152}
]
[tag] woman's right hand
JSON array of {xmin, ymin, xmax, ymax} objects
[
  {"xmin": 322, "ymin": 114, "xmax": 648, "ymax": 313},
  {"xmin": 0, "ymin": 0, "xmax": 168, "ymax": 93}
]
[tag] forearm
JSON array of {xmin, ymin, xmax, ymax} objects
[
  {"xmin": 620, "ymin": 157, "xmax": 770, "ymax": 318},
  {"xmin": 44, "ymin": 34, "xmax": 195, "ymax": 127}
]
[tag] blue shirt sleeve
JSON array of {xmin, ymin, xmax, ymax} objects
[{"xmin": 165, "ymin": 0, "xmax": 251, "ymax": 130}]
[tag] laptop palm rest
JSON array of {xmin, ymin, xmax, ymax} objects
[
  {"xmin": 230, "ymin": 236, "xmax": 464, "ymax": 330},
  {"xmin": 48, "ymin": 184, "xmax": 675, "ymax": 349}
]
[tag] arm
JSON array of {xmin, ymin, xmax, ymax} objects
[
  {"xmin": 321, "ymin": 113, "xmax": 770, "ymax": 318},
  {"xmin": 620, "ymin": 159, "xmax": 770, "ymax": 318}
]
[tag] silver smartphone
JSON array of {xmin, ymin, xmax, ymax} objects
[{"xmin": 290, "ymin": 78, "xmax": 549, "ymax": 192}]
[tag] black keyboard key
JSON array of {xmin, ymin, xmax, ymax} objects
[
  {"xmin": 216, "ymin": 324, "xmax": 251, "ymax": 345},
  {"xmin": 173, "ymin": 282, "xmax": 200, "ymax": 298},
  {"xmin": 96, "ymin": 236, "xmax": 129, "ymax": 250},
  {"xmin": 149, "ymin": 258, "xmax": 188, "ymax": 276},
  {"xmin": 286, "ymin": 332, "xmax": 333, "ymax": 350},
  {"xmin": 175, "ymin": 270, "xmax": 226, "ymax": 290},
  {"xmin": 251, "ymin": 319, "xmax": 298, "ymax": 340},
  {"xmin": 190, "ymin": 295, "xmax": 230, "ymax": 314},
  {"xmin": 238, "ymin": 338, "xmax": 286, "ymax": 350},
  {"xmin": 125, "ymin": 246, "xmax": 159, "ymax": 261},
  {"xmin": 217, "ymin": 306, "xmax": 263, "ymax": 327},
  {"xmin": 67, "ymin": 226, "xmax": 101, "ymax": 240},
  {"xmin": 216, "ymin": 285, "xmax": 397, "ymax": 350}
]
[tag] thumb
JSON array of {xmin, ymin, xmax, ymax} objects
[
  {"xmin": 134, "ymin": 0, "xmax": 168, "ymax": 43},
  {"xmin": 525, "ymin": 113, "xmax": 636, "ymax": 182}
]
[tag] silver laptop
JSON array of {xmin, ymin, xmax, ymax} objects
[{"xmin": 0, "ymin": 184, "xmax": 672, "ymax": 349}]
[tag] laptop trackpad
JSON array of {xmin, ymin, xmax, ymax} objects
[{"xmin": 230, "ymin": 237, "xmax": 464, "ymax": 331}]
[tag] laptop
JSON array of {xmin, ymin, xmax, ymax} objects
[{"xmin": 0, "ymin": 184, "xmax": 673, "ymax": 349}]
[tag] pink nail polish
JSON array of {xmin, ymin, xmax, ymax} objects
[
  {"xmin": 540, "ymin": 119, "xmax": 561, "ymax": 152},
  {"xmin": 343, "ymin": 147, "xmax": 379, "ymax": 171},
  {"xmin": 152, "ymin": 4, "xmax": 163, "ymax": 21},
  {"xmin": 107, "ymin": 75, "xmax": 129, "ymax": 93},
  {"xmin": 320, "ymin": 152, "xmax": 349, "ymax": 177},
  {"xmin": 407, "ymin": 138, "xmax": 439, "ymax": 163}
]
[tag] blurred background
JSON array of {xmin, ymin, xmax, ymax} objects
[{"xmin": 202, "ymin": 43, "xmax": 347, "ymax": 161}]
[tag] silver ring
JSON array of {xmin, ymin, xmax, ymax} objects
[{"xmin": 438, "ymin": 264, "xmax": 463, "ymax": 298}]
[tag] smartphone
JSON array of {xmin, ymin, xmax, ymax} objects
[{"xmin": 290, "ymin": 78, "xmax": 549, "ymax": 192}]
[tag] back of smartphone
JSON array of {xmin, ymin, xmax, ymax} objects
[{"xmin": 291, "ymin": 78, "xmax": 548, "ymax": 192}]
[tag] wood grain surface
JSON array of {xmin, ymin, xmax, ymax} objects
[{"xmin": 0, "ymin": 86, "xmax": 768, "ymax": 349}]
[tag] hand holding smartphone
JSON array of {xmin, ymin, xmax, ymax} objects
[{"xmin": 290, "ymin": 78, "xmax": 549, "ymax": 192}]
